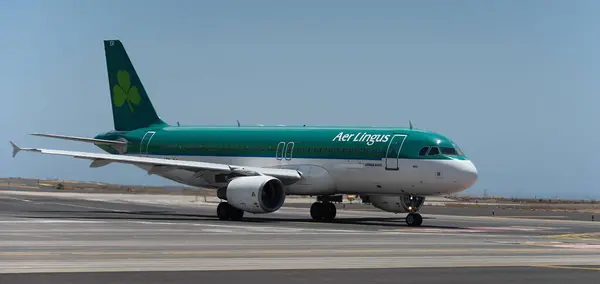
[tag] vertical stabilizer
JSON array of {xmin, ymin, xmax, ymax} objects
[{"xmin": 104, "ymin": 40, "xmax": 167, "ymax": 131}]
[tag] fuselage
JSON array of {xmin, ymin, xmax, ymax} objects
[{"xmin": 95, "ymin": 124, "xmax": 478, "ymax": 197}]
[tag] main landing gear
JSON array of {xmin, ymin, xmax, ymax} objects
[
  {"xmin": 310, "ymin": 202, "xmax": 337, "ymax": 221},
  {"xmin": 217, "ymin": 202, "xmax": 244, "ymax": 221},
  {"xmin": 405, "ymin": 212, "xmax": 423, "ymax": 227}
]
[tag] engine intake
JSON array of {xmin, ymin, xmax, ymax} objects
[{"xmin": 225, "ymin": 176, "xmax": 286, "ymax": 213}]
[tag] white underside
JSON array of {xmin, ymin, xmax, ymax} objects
[{"xmin": 135, "ymin": 154, "xmax": 474, "ymax": 197}]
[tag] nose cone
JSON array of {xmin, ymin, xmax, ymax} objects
[{"xmin": 457, "ymin": 160, "xmax": 478, "ymax": 189}]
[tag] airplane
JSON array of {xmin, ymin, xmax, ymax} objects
[{"xmin": 9, "ymin": 39, "xmax": 478, "ymax": 227}]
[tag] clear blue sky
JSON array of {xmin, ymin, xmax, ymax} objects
[{"xmin": 2, "ymin": 0, "xmax": 599, "ymax": 199}]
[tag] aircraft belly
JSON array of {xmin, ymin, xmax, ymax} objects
[{"xmin": 131, "ymin": 155, "xmax": 458, "ymax": 197}]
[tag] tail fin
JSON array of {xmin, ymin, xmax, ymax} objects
[{"xmin": 104, "ymin": 40, "xmax": 167, "ymax": 131}]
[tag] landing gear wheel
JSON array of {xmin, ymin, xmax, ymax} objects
[
  {"xmin": 310, "ymin": 202, "xmax": 323, "ymax": 220},
  {"xmin": 406, "ymin": 213, "xmax": 423, "ymax": 227},
  {"xmin": 216, "ymin": 202, "xmax": 245, "ymax": 221},
  {"xmin": 323, "ymin": 202, "xmax": 337, "ymax": 221},
  {"xmin": 230, "ymin": 207, "xmax": 244, "ymax": 221},
  {"xmin": 310, "ymin": 202, "xmax": 336, "ymax": 221},
  {"xmin": 217, "ymin": 202, "xmax": 230, "ymax": 220}
]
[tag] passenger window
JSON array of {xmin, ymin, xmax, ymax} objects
[
  {"xmin": 418, "ymin": 147, "xmax": 429, "ymax": 156},
  {"xmin": 440, "ymin": 147, "xmax": 458, "ymax": 155},
  {"xmin": 428, "ymin": 147, "xmax": 440, "ymax": 155}
]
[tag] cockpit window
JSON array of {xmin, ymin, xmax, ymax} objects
[
  {"xmin": 418, "ymin": 147, "xmax": 429, "ymax": 156},
  {"xmin": 440, "ymin": 147, "xmax": 458, "ymax": 155},
  {"xmin": 427, "ymin": 147, "xmax": 440, "ymax": 155},
  {"xmin": 452, "ymin": 143, "xmax": 464, "ymax": 156}
]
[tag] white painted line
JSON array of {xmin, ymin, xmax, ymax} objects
[{"xmin": 0, "ymin": 220, "xmax": 106, "ymax": 224}]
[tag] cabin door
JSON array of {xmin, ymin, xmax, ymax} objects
[
  {"xmin": 275, "ymin": 142, "xmax": 286, "ymax": 160},
  {"xmin": 139, "ymin": 131, "xmax": 156, "ymax": 156},
  {"xmin": 384, "ymin": 134, "xmax": 407, "ymax": 170},
  {"xmin": 276, "ymin": 142, "xmax": 294, "ymax": 161}
]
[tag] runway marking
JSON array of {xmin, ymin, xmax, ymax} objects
[
  {"xmin": 0, "ymin": 247, "xmax": 593, "ymax": 258},
  {"xmin": 521, "ymin": 241, "xmax": 600, "ymax": 249},
  {"xmin": 36, "ymin": 201, "xmax": 132, "ymax": 213},
  {"xmin": 0, "ymin": 219, "xmax": 373, "ymax": 235},
  {"xmin": 1, "ymin": 194, "xmax": 134, "ymax": 213},
  {"xmin": 548, "ymin": 244, "xmax": 600, "ymax": 249},
  {"xmin": 7, "ymin": 185, "xmax": 39, "ymax": 189},
  {"xmin": 506, "ymin": 216, "xmax": 568, "ymax": 219},
  {"xmin": 381, "ymin": 228, "xmax": 487, "ymax": 233},
  {"xmin": 130, "ymin": 221, "xmax": 361, "ymax": 233},
  {"xmin": 0, "ymin": 196, "xmax": 33, "ymax": 203},
  {"xmin": 0, "ymin": 220, "xmax": 106, "ymax": 224},
  {"xmin": 380, "ymin": 226, "xmax": 562, "ymax": 234},
  {"xmin": 532, "ymin": 264, "xmax": 600, "ymax": 271},
  {"xmin": 542, "ymin": 232, "xmax": 600, "ymax": 241},
  {"xmin": 0, "ymin": 217, "xmax": 573, "ymax": 237},
  {"xmin": 467, "ymin": 226, "xmax": 559, "ymax": 232},
  {"xmin": 424, "ymin": 213, "xmax": 600, "ymax": 226}
]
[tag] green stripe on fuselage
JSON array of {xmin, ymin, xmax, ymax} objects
[{"xmin": 95, "ymin": 126, "xmax": 467, "ymax": 160}]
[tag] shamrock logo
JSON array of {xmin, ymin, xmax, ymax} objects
[{"xmin": 112, "ymin": 70, "xmax": 141, "ymax": 112}]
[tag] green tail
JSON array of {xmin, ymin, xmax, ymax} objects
[{"xmin": 104, "ymin": 40, "xmax": 167, "ymax": 131}]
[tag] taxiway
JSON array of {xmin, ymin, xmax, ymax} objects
[{"xmin": 0, "ymin": 188, "xmax": 599, "ymax": 283}]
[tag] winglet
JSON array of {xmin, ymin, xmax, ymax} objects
[{"xmin": 9, "ymin": 141, "xmax": 21, "ymax": 158}]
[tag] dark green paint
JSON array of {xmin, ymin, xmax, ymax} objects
[
  {"xmin": 95, "ymin": 126, "xmax": 467, "ymax": 161},
  {"xmin": 104, "ymin": 40, "xmax": 166, "ymax": 131},
  {"xmin": 95, "ymin": 40, "xmax": 468, "ymax": 162}
]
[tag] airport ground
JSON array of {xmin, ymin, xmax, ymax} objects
[{"xmin": 1, "ymin": 182, "xmax": 600, "ymax": 283}]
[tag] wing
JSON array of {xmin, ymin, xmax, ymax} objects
[{"xmin": 9, "ymin": 141, "xmax": 303, "ymax": 184}]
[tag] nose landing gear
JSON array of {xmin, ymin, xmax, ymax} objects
[
  {"xmin": 404, "ymin": 195, "xmax": 424, "ymax": 227},
  {"xmin": 405, "ymin": 212, "xmax": 423, "ymax": 226}
]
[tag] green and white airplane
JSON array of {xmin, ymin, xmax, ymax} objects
[{"xmin": 10, "ymin": 40, "xmax": 478, "ymax": 226}]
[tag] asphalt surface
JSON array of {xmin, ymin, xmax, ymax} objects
[
  {"xmin": 1, "ymin": 187, "xmax": 600, "ymax": 283},
  {"xmin": 286, "ymin": 202, "xmax": 599, "ymax": 221},
  {"xmin": 1, "ymin": 266, "xmax": 599, "ymax": 284}
]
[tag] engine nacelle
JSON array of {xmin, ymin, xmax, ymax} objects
[
  {"xmin": 368, "ymin": 195, "xmax": 425, "ymax": 213},
  {"xmin": 225, "ymin": 176, "xmax": 286, "ymax": 213}
]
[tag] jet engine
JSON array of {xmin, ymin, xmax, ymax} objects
[
  {"xmin": 221, "ymin": 176, "xmax": 286, "ymax": 213},
  {"xmin": 368, "ymin": 195, "xmax": 425, "ymax": 213}
]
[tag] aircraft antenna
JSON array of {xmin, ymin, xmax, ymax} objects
[
  {"xmin": 409, "ymin": 120, "xmax": 413, "ymax": 129},
  {"xmin": 237, "ymin": 120, "xmax": 241, "ymax": 127}
]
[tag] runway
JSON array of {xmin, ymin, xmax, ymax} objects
[{"xmin": 1, "ymin": 188, "xmax": 600, "ymax": 283}]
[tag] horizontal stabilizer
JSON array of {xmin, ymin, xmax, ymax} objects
[{"xmin": 30, "ymin": 133, "xmax": 127, "ymax": 146}]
